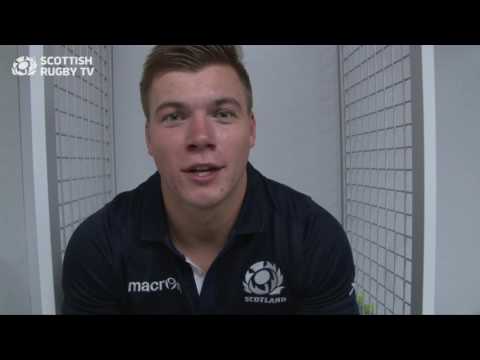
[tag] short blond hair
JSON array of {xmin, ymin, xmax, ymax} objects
[{"xmin": 140, "ymin": 45, "xmax": 253, "ymax": 121}]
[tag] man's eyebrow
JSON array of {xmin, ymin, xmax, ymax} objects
[
  {"xmin": 213, "ymin": 98, "xmax": 242, "ymax": 110},
  {"xmin": 154, "ymin": 102, "xmax": 187, "ymax": 116},
  {"xmin": 153, "ymin": 97, "xmax": 243, "ymax": 116}
]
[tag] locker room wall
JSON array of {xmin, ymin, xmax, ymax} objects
[
  {"xmin": 46, "ymin": 45, "xmax": 115, "ymax": 312},
  {"xmin": 0, "ymin": 45, "xmax": 32, "ymax": 314},
  {"xmin": 49, "ymin": 45, "xmax": 115, "ymax": 261},
  {"xmin": 433, "ymin": 45, "xmax": 480, "ymax": 314},
  {"xmin": 339, "ymin": 46, "xmax": 418, "ymax": 314},
  {"xmin": 0, "ymin": 45, "xmax": 58, "ymax": 314}
]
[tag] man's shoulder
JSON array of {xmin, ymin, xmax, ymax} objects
[
  {"xmin": 63, "ymin": 173, "xmax": 161, "ymax": 279},
  {"xmin": 254, "ymin": 167, "xmax": 337, "ymax": 226},
  {"xmin": 102, "ymin": 172, "xmax": 160, "ymax": 221},
  {"xmin": 69, "ymin": 173, "xmax": 159, "ymax": 242},
  {"xmin": 108, "ymin": 172, "xmax": 159, "ymax": 213}
]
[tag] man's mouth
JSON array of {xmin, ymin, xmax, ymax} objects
[{"xmin": 182, "ymin": 164, "xmax": 225, "ymax": 178}]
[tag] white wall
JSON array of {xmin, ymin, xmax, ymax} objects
[
  {"xmin": 0, "ymin": 45, "xmax": 31, "ymax": 314},
  {"xmin": 433, "ymin": 45, "xmax": 480, "ymax": 314},
  {"xmin": 112, "ymin": 45, "xmax": 342, "ymax": 221},
  {"xmin": 0, "ymin": 45, "xmax": 56, "ymax": 314},
  {"xmin": 243, "ymin": 46, "xmax": 342, "ymax": 220},
  {"xmin": 113, "ymin": 45, "xmax": 157, "ymax": 194},
  {"xmin": 420, "ymin": 45, "xmax": 437, "ymax": 315}
]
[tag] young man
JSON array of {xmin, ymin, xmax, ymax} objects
[{"xmin": 62, "ymin": 45, "xmax": 359, "ymax": 314}]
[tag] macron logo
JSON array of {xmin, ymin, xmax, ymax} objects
[{"xmin": 128, "ymin": 277, "xmax": 182, "ymax": 294}]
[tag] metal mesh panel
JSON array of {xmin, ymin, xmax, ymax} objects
[
  {"xmin": 340, "ymin": 45, "xmax": 413, "ymax": 315},
  {"xmin": 52, "ymin": 45, "xmax": 114, "ymax": 259}
]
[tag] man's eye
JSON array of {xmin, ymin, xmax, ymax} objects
[
  {"xmin": 162, "ymin": 113, "xmax": 182, "ymax": 123},
  {"xmin": 214, "ymin": 110, "xmax": 236, "ymax": 120}
]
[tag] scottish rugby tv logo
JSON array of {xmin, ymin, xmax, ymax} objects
[
  {"xmin": 11, "ymin": 55, "xmax": 95, "ymax": 77},
  {"xmin": 11, "ymin": 56, "xmax": 38, "ymax": 76}
]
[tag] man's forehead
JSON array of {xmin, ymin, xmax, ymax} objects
[
  {"xmin": 149, "ymin": 65, "xmax": 247, "ymax": 108},
  {"xmin": 151, "ymin": 64, "xmax": 242, "ymax": 89}
]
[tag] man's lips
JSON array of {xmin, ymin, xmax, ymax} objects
[
  {"xmin": 181, "ymin": 164, "xmax": 225, "ymax": 183},
  {"xmin": 181, "ymin": 163, "xmax": 226, "ymax": 173}
]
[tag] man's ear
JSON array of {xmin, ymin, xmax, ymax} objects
[
  {"xmin": 249, "ymin": 112, "xmax": 256, "ymax": 149},
  {"xmin": 145, "ymin": 121, "xmax": 153, "ymax": 156}
]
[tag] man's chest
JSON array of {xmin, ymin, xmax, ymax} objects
[{"xmin": 120, "ymin": 243, "xmax": 300, "ymax": 314}]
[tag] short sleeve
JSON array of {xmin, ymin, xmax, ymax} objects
[
  {"xmin": 61, "ymin": 209, "xmax": 122, "ymax": 314},
  {"xmin": 297, "ymin": 210, "xmax": 359, "ymax": 315}
]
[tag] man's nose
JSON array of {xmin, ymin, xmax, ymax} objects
[{"xmin": 185, "ymin": 112, "xmax": 216, "ymax": 151}]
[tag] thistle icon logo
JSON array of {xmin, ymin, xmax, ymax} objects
[
  {"xmin": 11, "ymin": 56, "xmax": 37, "ymax": 76},
  {"xmin": 243, "ymin": 261, "xmax": 285, "ymax": 296}
]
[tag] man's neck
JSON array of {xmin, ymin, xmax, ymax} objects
[{"xmin": 162, "ymin": 171, "xmax": 248, "ymax": 252}]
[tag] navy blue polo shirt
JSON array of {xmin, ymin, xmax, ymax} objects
[{"xmin": 62, "ymin": 163, "xmax": 359, "ymax": 314}]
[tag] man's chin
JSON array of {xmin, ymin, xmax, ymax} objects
[{"xmin": 184, "ymin": 193, "xmax": 223, "ymax": 210}]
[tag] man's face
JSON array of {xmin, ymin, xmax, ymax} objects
[{"xmin": 145, "ymin": 64, "xmax": 256, "ymax": 210}]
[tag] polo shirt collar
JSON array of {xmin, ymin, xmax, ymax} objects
[{"xmin": 140, "ymin": 162, "xmax": 267, "ymax": 245}]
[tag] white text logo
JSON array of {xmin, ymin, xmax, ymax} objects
[
  {"xmin": 11, "ymin": 56, "xmax": 95, "ymax": 77},
  {"xmin": 243, "ymin": 261, "xmax": 287, "ymax": 304},
  {"xmin": 128, "ymin": 277, "xmax": 182, "ymax": 294}
]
